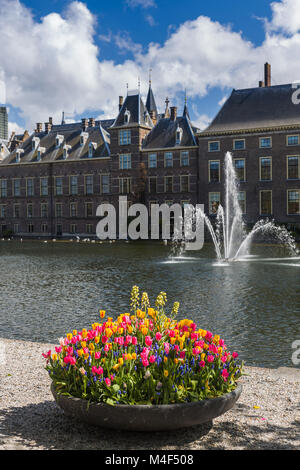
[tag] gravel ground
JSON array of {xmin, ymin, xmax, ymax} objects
[{"xmin": 0, "ymin": 337, "xmax": 299, "ymax": 450}]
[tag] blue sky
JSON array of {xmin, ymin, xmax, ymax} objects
[{"xmin": 1, "ymin": 0, "xmax": 300, "ymax": 134}]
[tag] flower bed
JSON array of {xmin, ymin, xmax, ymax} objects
[{"xmin": 43, "ymin": 286, "xmax": 243, "ymax": 406}]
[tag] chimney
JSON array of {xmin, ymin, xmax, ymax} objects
[
  {"xmin": 88, "ymin": 117, "xmax": 95, "ymax": 127},
  {"xmin": 81, "ymin": 118, "xmax": 88, "ymax": 130},
  {"xmin": 259, "ymin": 81, "xmax": 264, "ymax": 88},
  {"xmin": 45, "ymin": 122, "xmax": 52, "ymax": 133},
  {"xmin": 119, "ymin": 96, "xmax": 124, "ymax": 111},
  {"xmin": 170, "ymin": 106, "xmax": 177, "ymax": 121},
  {"xmin": 264, "ymin": 62, "xmax": 271, "ymax": 87},
  {"xmin": 36, "ymin": 122, "xmax": 43, "ymax": 133},
  {"xmin": 49, "ymin": 117, "xmax": 53, "ymax": 125}
]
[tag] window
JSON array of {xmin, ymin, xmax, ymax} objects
[
  {"xmin": 149, "ymin": 177, "xmax": 157, "ymax": 193},
  {"xmin": 41, "ymin": 224, "xmax": 48, "ymax": 233},
  {"xmin": 287, "ymin": 135, "xmax": 299, "ymax": 146},
  {"xmin": 124, "ymin": 110, "xmax": 130, "ymax": 124},
  {"xmin": 70, "ymin": 224, "xmax": 77, "ymax": 234},
  {"xmin": 13, "ymin": 204, "xmax": 20, "ymax": 218},
  {"xmin": 55, "ymin": 135, "xmax": 64, "ymax": 149},
  {"xmin": 180, "ymin": 175, "xmax": 189, "ymax": 192},
  {"xmin": 56, "ymin": 224, "xmax": 62, "ymax": 236},
  {"xmin": 40, "ymin": 177, "xmax": 48, "ymax": 196},
  {"xmin": 238, "ymin": 191, "xmax": 246, "ymax": 214},
  {"xmin": 85, "ymin": 175, "xmax": 93, "ymax": 195},
  {"xmin": 208, "ymin": 141, "xmax": 220, "ymax": 152},
  {"xmin": 164, "ymin": 176, "xmax": 173, "ymax": 193},
  {"xmin": 0, "ymin": 180, "xmax": 7, "ymax": 198},
  {"xmin": 55, "ymin": 177, "xmax": 63, "ymax": 195},
  {"xmin": 119, "ymin": 154, "xmax": 131, "ymax": 169},
  {"xmin": 209, "ymin": 192, "xmax": 220, "ymax": 214},
  {"xmin": 27, "ymin": 203, "xmax": 33, "ymax": 218},
  {"xmin": 32, "ymin": 137, "xmax": 40, "ymax": 150},
  {"xmin": 14, "ymin": 224, "xmax": 19, "ymax": 234},
  {"xmin": 209, "ymin": 161, "xmax": 220, "ymax": 183},
  {"xmin": 86, "ymin": 224, "xmax": 93, "ymax": 234},
  {"xmin": 234, "ymin": 159, "xmax": 245, "ymax": 181},
  {"xmin": 70, "ymin": 176, "xmax": 78, "ymax": 195},
  {"xmin": 260, "ymin": 190, "xmax": 272, "ymax": 215},
  {"xmin": 233, "ymin": 139, "xmax": 245, "ymax": 150},
  {"xmin": 287, "ymin": 156, "xmax": 299, "ymax": 180},
  {"xmin": 259, "ymin": 137, "xmax": 272, "ymax": 148},
  {"xmin": 119, "ymin": 130, "xmax": 131, "ymax": 145},
  {"xmin": 13, "ymin": 179, "xmax": 21, "ymax": 196},
  {"xmin": 41, "ymin": 203, "xmax": 48, "ymax": 218},
  {"xmin": 100, "ymin": 174, "xmax": 110, "ymax": 194},
  {"xmin": 181, "ymin": 151, "xmax": 189, "ymax": 167},
  {"xmin": 26, "ymin": 178, "xmax": 34, "ymax": 196},
  {"xmin": 0, "ymin": 205, "xmax": 6, "ymax": 218},
  {"xmin": 119, "ymin": 177, "xmax": 131, "ymax": 194},
  {"xmin": 27, "ymin": 224, "xmax": 34, "ymax": 233},
  {"xmin": 80, "ymin": 132, "xmax": 88, "ymax": 147},
  {"xmin": 148, "ymin": 153, "xmax": 157, "ymax": 168},
  {"xmin": 164, "ymin": 152, "xmax": 173, "ymax": 168},
  {"xmin": 85, "ymin": 202, "xmax": 93, "ymax": 217},
  {"xmin": 88, "ymin": 142, "xmax": 96, "ymax": 158},
  {"xmin": 260, "ymin": 157, "xmax": 272, "ymax": 181},
  {"xmin": 175, "ymin": 126, "xmax": 183, "ymax": 145},
  {"xmin": 55, "ymin": 203, "xmax": 62, "ymax": 218},
  {"xmin": 70, "ymin": 203, "xmax": 77, "ymax": 217},
  {"xmin": 287, "ymin": 190, "xmax": 300, "ymax": 215}
]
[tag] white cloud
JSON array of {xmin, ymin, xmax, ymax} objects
[
  {"xmin": 267, "ymin": 0, "xmax": 300, "ymax": 34},
  {"xmin": 218, "ymin": 95, "xmax": 229, "ymax": 107},
  {"xmin": 125, "ymin": 0, "xmax": 156, "ymax": 9},
  {"xmin": 1, "ymin": 0, "xmax": 300, "ymax": 131},
  {"xmin": 0, "ymin": 76, "xmax": 6, "ymax": 104},
  {"xmin": 145, "ymin": 14, "xmax": 156, "ymax": 27}
]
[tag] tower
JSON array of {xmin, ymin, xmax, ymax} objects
[
  {"xmin": 0, "ymin": 106, "xmax": 8, "ymax": 140},
  {"xmin": 145, "ymin": 69, "xmax": 158, "ymax": 125}
]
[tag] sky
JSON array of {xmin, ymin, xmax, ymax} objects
[{"xmin": 1, "ymin": 0, "xmax": 300, "ymax": 135}]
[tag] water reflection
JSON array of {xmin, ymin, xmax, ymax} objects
[{"xmin": 0, "ymin": 240, "xmax": 299, "ymax": 368}]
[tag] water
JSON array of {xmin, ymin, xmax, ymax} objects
[{"xmin": 0, "ymin": 240, "xmax": 299, "ymax": 369}]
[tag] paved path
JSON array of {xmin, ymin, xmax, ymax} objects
[{"xmin": 0, "ymin": 338, "xmax": 299, "ymax": 450}]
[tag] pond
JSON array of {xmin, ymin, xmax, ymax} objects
[{"xmin": 0, "ymin": 240, "xmax": 299, "ymax": 368}]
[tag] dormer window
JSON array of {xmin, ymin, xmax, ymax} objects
[
  {"xmin": 32, "ymin": 137, "xmax": 40, "ymax": 151},
  {"xmin": 56, "ymin": 134, "xmax": 64, "ymax": 149},
  {"xmin": 63, "ymin": 144, "xmax": 71, "ymax": 159},
  {"xmin": 16, "ymin": 149, "xmax": 24, "ymax": 163},
  {"xmin": 88, "ymin": 142, "xmax": 97, "ymax": 158},
  {"xmin": 176, "ymin": 125, "xmax": 183, "ymax": 145},
  {"xmin": 124, "ymin": 109, "xmax": 130, "ymax": 124},
  {"xmin": 37, "ymin": 147, "xmax": 46, "ymax": 161},
  {"xmin": 80, "ymin": 132, "xmax": 88, "ymax": 147}
]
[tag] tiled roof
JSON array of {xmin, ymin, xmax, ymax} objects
[
  {"xmin": 142, "ymin": 115, "xmax": 197, "ymax": 149},
  {"xmin": 146, "ymin": 86, "xmax": 157, "ymax": 114},
  {"xmin": 1, "ymin": 123, "xmax": 110, "ymax": 165},
  {"xmin": 203, "ymin": 84, "xmax": 300, "ymax": 133},
  {"xmin": 112, "ymin": 92, "xmax": 153, "ymax": 128}
]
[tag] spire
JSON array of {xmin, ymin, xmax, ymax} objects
[
  {"xmin": 146, "ymin": 72, "xmax": 157, "ymax": 116},
  {"xmin": 61, "ymin": 111, "xmax": 65, "ymax": 125},
  {"xmin": 183, "ymin": 90, "xmax": 190, "ymax": 120}
]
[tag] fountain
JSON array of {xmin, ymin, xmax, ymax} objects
[{"xmin": 199, "ymin": 152, "xmax": 298, "ymax": 261}]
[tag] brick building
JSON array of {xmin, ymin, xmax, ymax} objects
[{"xmin": 0, "ymin": 64, "xmax": 299, "ymax": 238}]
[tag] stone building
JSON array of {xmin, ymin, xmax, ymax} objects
[{"xmin": 0, "ymin": 63, "xmax": 299, "ymax": 238}]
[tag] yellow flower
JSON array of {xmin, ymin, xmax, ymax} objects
[
  {"xmin": 72, "ymin": 330, "xmax": 78, "ymax": 336},
  {"xmin": 89, "ymin": 343, "xmax": 95, "ymax": 351},
  {"xmin": 77, "ymin": 349, "xmax": 84, "ymax": 357},
  {"xmin": 81, "ymin": 341, "xmax": 87, "ymax": 348},
  {"xmin": 52, "ymin": 353, "xmax": 58, "ymax": 361},
  {"xmin": 95, "ymin": 336, "xmax": 100, "ymax": 344},
  {"xmin": 164, "ymin": 356, "xmax": 168, "ymax": 363},
  {"xmin": 66, "ymin": 333, "xmax": 72, "ymax": 341},
  {"xmin": 113, "ymin": 364, "xmax": 120, "ymax": 371},
  {"xmin": 127, "ymin": 325, "xmax": 133, "ymax": 334},
  {"xmin": 201, "ymin": 353, "xmax": 206, "ymax": 361},
  {"xmin": 164, "ymin": 370, "xmax": 169, "ymax": 377},
  {"xmin": 118, "ymin": 358, "xmax": 124, "ymax": 365},
  {"xmin": 99, "ymin": 310, "xmax": 106, "ymax": 318},
  {"xmin": 132, "ymin": 353, "xmax": 137, "ymax": 360},
  {"xmin": 174, "ymin": 358, "xmax": 178, "ymax": 364}
]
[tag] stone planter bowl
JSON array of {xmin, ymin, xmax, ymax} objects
[{"xmin": 51, "ymin": 383, "xmax": 242, "ymax": 432}]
